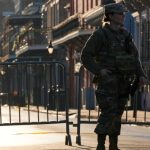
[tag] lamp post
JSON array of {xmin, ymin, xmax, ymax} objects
[
  {"xmin": 74, "ymin": 62, "xmax": 82, "ymax": 145},
  {"xmin": 48, "ymin": 40, "xmax": 54, "ymax": 54},
  {"xmin": 74, "ymin": 62, "xmax": 82, "ymax": 73},
  {"xmin": 0, "ymin": 68, "xmax": 6, "ymax": 124}
]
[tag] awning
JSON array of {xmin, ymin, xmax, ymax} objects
[
  {"xmin": 15, "ymin": 44, "xmax": 48, "ymax": 57},
  {"xmin": 82, "ymin": 6, "xmax": 104, "ymax": 26},
  {"xmin": 52, "ymin": 29, "xmax": 93, "ymax": 47}
]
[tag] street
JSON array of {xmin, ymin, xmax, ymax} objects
[
  {"xmin": 0, "ymin": 106, "xmax": 150, "ymax": 149},
  {"xmin": 0, "ymin": 123, "xmax": 150, "ymax": 150},
  {"xmin": 0, "ymin": 0, "xmax": 150, "ymax": 149}
]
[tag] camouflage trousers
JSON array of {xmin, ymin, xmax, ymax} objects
[{"xmin": 94, "ymin": 73, "xmax": 129, "ymax": 135}]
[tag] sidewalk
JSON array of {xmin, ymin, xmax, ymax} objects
[
  {"xmin": 22, "ymin": 105, "xmax": 150, "ymax": 123},
  {"xmin": 2, "ymin": 105, "xmax": 150, "ymax": 124},
  {"xmin": 1, "ymin": 106, "xmax": 150, "ymax": 149},
  {"xmin": 0, "ymin": 123, "xmax": 150, "ymax": 150}
]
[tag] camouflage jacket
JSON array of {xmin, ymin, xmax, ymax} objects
[{"xmin": 81, "ymin": 23, "xmax": 146, "ymax": 78}]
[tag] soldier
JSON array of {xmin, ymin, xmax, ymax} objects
[{"xmin": 81, "ymin": 3, "xmax": 147, "ymax": 150}]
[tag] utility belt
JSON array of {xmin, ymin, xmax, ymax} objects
[
  {"xmin": 97, "ymin": 52, "xmax": 137, "ymax": 73},
  {"xmin": 93, "ymin": 54, "xmax": 137, "ymax": 84},
  {"xmin": 115, "ymin": 54, "xmax": 137, "ymax": 74}
]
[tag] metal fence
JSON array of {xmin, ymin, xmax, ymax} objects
[
  {"xmin": 0, "ymin": 61, "xmax": 150, "ymax": 146},
  {"xmin": 0, "ymin": 60, "xmax": 72, "ymax": 145}
]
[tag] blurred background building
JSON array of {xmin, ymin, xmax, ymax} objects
[{"xmin": 0, "ymin": 0, "xmax": 149, "ymax": 109}]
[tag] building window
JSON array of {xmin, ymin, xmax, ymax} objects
[
  {"xmin": 96, "ymin": 0, "xmax": 98, "ymax": 6},
  {"xmin": 71, "ymin": 0, "xmax": 74, "ymax": 15},
  {"xmin": 76, "ymin": 0, "xmax": 78, "ymax": 13},
  {"xmin": 82, "ymin": 0, "xmax": 85, "ymax": 13},
  {"xmin": 87, "ymin": 0, "xmax": 89, "ymax": 11},
  {"xmin": 91, "ymin": 0, "xmax": 93, "ymax": 8}
]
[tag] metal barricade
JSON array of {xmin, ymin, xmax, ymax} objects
[{"xmin": 0, "ymin": 60, "xmax": 72, "ymax": 145}]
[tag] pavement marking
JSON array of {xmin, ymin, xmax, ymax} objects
[
  {"xmin": 14, "ymin": 131, "xmax": 50, "ymax": 135},
  {"xmin": 13, "ymin": 131, "xmax": 65, "ymax": 135}
]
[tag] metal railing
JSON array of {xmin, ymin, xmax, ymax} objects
[
  {"xmin": 1, "ymin": 61, "xmax": 150, "ymax": 146},
  {"xmin": 0, "ymin": 60, "xmax": 72, "ymax": 145}
]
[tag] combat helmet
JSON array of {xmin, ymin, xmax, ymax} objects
[{"xmin": 103, "ymin": 3, "xmax": 128, "ymax": 22}]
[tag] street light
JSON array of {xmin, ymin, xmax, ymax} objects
[
  {"xmin": 48, "ymin": 40, "xmax": 54, "ymax": 54},
  {"xmin": 74, "ymin": 62, "xmax": 82, "ymax": 73}
]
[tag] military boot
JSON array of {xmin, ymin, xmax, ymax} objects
[
  {"xmin": 96, "ymin": 134, "xmax": 106, "ymax": 150},
  {"xmin": 109, "ymin": 135, "xmax": 120, "ymax": 150}
]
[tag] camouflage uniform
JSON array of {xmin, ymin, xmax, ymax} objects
[{"xmin": 81, "ymin": 3, "xmax": 146, "ymax": 150}]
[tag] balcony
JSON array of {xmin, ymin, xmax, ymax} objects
[
  {"xmin": 82, "ymin": 5, "xmax": 104, "ymax": 26},
  {"xmin": 12, "ymin": 29, "xmax": 48, "ymax": 57},
  {"xmin": 52, "ymin": 14, "xmax": 93, "ymax": 48},
  {"xmin": 8, "ymin": 14, "xmax": 42, "ymax": 26},
  {"xmin": 52, "ymin": 14, "xmax": 81, "ymax": 40}
]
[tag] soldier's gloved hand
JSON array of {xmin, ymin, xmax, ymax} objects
[
  {"xmin": 139, "ymin": 76, "xmax": 147, "ymax": 87},
  {"xmin": 100, "ymin": 69, "xmax": 112, "ymax": 77}
]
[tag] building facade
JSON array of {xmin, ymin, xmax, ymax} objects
[
  {"xmin": 0, "ymin": 0, "xmax": 48, "ymax": 106},
  {"xmin": 124, "ymin": 0, "xmax": 150, "ymax": 82},
  {"xmin": 42, "ymin": 0, "xmax": 108, "ymax": 108},
  {"xmin": 44, "ymin": 0, "xmax": 150, "ymax": 108},
  {"xmin": 0, "ymin": 0, "xmax": 14, "ymax": 32},
  {"xmin": 0, "ymin": 0, "xmax": 150, "ymax": 108}
]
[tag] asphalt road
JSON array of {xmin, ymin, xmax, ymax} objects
[
  {"xmin": 0, "ymin": 123, "xmax": 150, "ymax": 150},
  {"xmin": 0, "ymin": 105, "xmax": 150, "ymax": 149}
]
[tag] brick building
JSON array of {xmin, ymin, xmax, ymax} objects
[
  {"xmin": 0, "ymin": 0, "xmax": 150, "ymax": 108},
  {"xmin": 43, "ymin": 0, "xmax": 150, "ymax": 108},
  {"xmin": 43, "ymin": 0, "xmax": 109, "ymax": 108}
]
